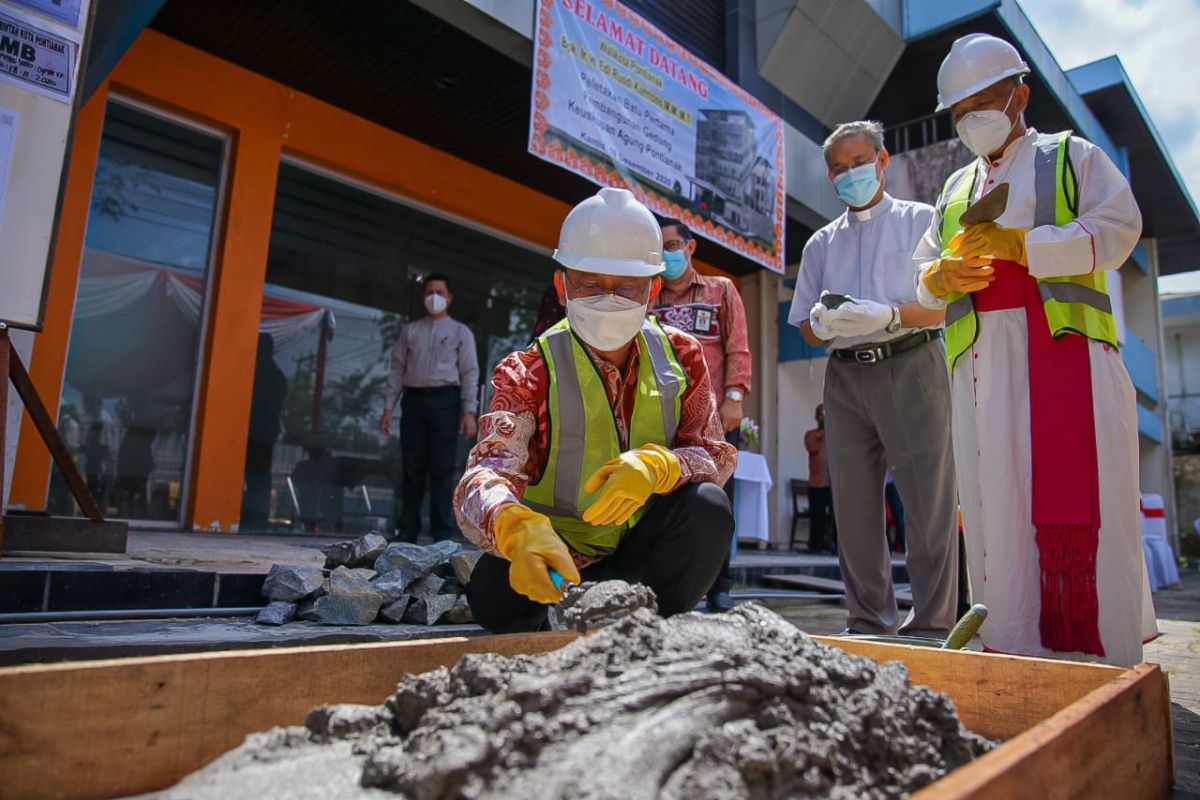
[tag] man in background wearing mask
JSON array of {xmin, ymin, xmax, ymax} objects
[
  {"xmin": 787, "ymin": 120, "xmax": 959, "ymax": 640},
  {"xmin": 381, "ymin": 273, "xmax": 480, "ymax": 542},
  {"xmin": 653, "ymin": 217, "xmax": 751, "ymax": 612},
  {"xmin": 454, "ymin": 187, "xmax": 737, "ymax": 632},
  {"xmin": 914, "ymin": 34, "xmax": 1155, "ymax": 665}
]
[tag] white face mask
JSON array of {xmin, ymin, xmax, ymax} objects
[
  {"xmin": 565, "ymin": 288, "xmax": 647, "ymax": 352},
  {"xmin": 955, "ymin": 89, "xmax": 1017, "ymax": 159},
  {"xmin": 424, "ymin": 294, "xmax": 448, "ymax": 314}
]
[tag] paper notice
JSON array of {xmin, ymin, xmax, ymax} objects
[{"xmin": 0, "ymin": 107, "xmax": 16, "ymax": 227}]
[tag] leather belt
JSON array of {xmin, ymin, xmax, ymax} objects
[{"xmin": 831, "ymin": 329, "xmax": 943, "ymax": 364}]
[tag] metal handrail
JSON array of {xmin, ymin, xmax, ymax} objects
[{"xmin": 884, "ymin": 112, "xmax": 956, "ymax": 155}]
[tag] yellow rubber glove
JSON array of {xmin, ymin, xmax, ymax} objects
[
  {"xmin": 951, "ymin": 221, "xmax": 1028, "ymax": 266},
  {"xmin": 919, "ymin": 256, "xmax": 996, "ymax": 297},
  {"xmin": 492, "ymin": 503, "xmax": 580, "ymax": 603},
  {"xmin": 581, "ymin": 443, "xmax": 681, "ymax": 526}
]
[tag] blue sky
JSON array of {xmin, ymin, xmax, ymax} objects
[{"xmin": 1017, "ymin": 0, "xmax": 1200, "ymax": 290}]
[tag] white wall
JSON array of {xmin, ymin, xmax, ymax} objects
[
  {"xmin": 1164, "ymin": 313, "xmax": 1200, "ymax": 437},
  {"xmin": 777, "ymin": 355, "xmax": 827, "ymax": 544},
  {"xmin": 1122, "ymin": 247, "xmax": 1176, "ymax": 546}
]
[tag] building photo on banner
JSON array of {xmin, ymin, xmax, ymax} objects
[{"xmin": 528, "ymin": 0, "xmax": 786, "ymax": 272}]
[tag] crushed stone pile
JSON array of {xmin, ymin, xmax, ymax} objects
[
  {"xmin": 255, "ymin": 535, "xmax": 483, "ymax": 627},
  {"xmin": 148, "ymin": 603, "xmax": 994, "ymax": 800}
]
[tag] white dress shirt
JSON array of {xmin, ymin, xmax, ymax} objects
[{"xmin": 788, "ymin": 193, "xmax": 936, "ymax": 350}]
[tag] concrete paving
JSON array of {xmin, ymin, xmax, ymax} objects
[{"xmin": 0, "ymin": 616, "xmax": 482, "ymax": 666}]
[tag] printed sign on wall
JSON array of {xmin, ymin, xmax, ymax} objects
[
  {"xmin": 0, "ymin": 9, "xmax": 74, "ymax": 102},
  {"xmin": 529, "ymin": 0, "xmax": 786, "ymax": 272}
]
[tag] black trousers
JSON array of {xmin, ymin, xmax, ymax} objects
[
  {"xmin": 467, "ymin": 482, "xmax": 734, "ymax": 633},
  {"xmin": 807, "ymin": 486, "xmax": 835, "ymax": 553},
  {"xmin": 241, "ymin": 438, "xmax": 276, "ymax": 529},
  {"xmin": 398, "ymin": 386, "xmax": 460, "ymax": 541}
]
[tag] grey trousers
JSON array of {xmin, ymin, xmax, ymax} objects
[{"xmin": 823, "ymin": 338, "xmax": 959, "ymax": 638}]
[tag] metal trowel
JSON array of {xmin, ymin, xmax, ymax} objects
[{"xmin": 958, "ymin": 182, "xmax": 1009, "ymax": 227}]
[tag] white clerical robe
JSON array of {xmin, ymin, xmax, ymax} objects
[{"xmin": 914, "ymin": 127, "xmax": 1157, "ymax": 667}]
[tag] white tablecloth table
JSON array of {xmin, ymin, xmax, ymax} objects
[{"xmin": 732, "ymin": 450, "xmax": 773, "ymax": 552}]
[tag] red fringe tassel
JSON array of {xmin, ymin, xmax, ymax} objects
[{"xmin": 1035, "ymin": 524, "xmax": 1105, "ymax": 657}]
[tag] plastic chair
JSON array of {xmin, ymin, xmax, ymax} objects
[
  {"xmin": 790, "ymin": 479, "xmax": 810, "ymax": 550},
  {"xmin": 1140, "ymin": 493, "xmax": 1180, "ymax": 591}
]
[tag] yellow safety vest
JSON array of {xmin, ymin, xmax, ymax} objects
[
  {"xmin": 939, "ymin": 130, "xmax": 1118, "ymax": 370},
  {"xmin": 522, "ymin": 317, "xmax": 687, "ymax": 557}
]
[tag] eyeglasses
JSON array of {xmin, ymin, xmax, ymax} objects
[
  {"xmin": 565, "ymin": 276, "xmax": 651, "ymax": 302},
  {"xmin": 663, "ymin": 239, "xmax": 688, "ymax": 252}
]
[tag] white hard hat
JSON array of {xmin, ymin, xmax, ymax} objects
[
  {"xmin": 936, "ymin": 34, "xmax": 1030, "ymax": 112},
  {"xmin": 553, "ymin": 187, "xmax": 664, "ymax": 277}
]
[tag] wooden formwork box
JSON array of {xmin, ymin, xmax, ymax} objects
[{"xmin": 0, "ymin": 633, "xmax": 1173, "ymax": 799}]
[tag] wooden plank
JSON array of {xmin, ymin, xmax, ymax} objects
[
  {"xmin": 7, "ymin": 340, "xmax": 103, "ymax": 522},
  {"xmin": 0, "ymin": 631, "xmax": 577, "ymax": 800},
  {"xmin": 911, "ymin": 663, "xmax": 1173, "ymax": 800},
  {"xmin": 814, "ymin": 636, "xmax": 1126, "ymax": 741}
]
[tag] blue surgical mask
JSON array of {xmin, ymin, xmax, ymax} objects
[
  {"xmin": 833, "ymin": 161, "xmax": 881, "ymax": 208},
  {"xmin": 662, "ymin": 249, "xmax": 688, "ymax": 279}
]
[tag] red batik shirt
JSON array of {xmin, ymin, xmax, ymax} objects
[
  {"xmin": 651, "ymin": 270, "xmax": 752, "ymax": 400},
  {"xmin": 453, "ymin": 327, "xmax": 737, "ymax": 567}
]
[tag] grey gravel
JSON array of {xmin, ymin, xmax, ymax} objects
[
  {"xmin": 451, "ymin": 550, "xmax": 484, "ymax": 585},
  {"xmin": 322, "ymin": 533, "xmax": 389, "ymax": 570},
  {"xmin": 254, "ymin": 601, "xmax": 297, "ymax": 626},
  {"xmin": 371, "ymin": 572, "xmax": 416, "ymax": 605},
  {"xmin": 378, "ymin": 597, "xmax": 412, "ymax": 624},
  {"xmin": 262, "ymin": 565, "xmax": 324, "ymax": 603},
  {"xmin": 442, "ymin": 595, "xmax": 474, "ymax": 624},
  {"xmin": 401, "ymin": 594, "xmax": 457, "ymax": 626}
]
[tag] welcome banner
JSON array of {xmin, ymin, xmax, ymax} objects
[{"xmin": 529, "ymin": 0, "xmax": 786, "ymax": 272}]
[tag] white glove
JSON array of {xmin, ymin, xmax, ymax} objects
[
  {"xmin": 824, "ymin": 296, "xmax": 896, "ymax": 337},
  {"xmin": 808, "ymin": 302, "xmax": 836, "ymax": 340}
]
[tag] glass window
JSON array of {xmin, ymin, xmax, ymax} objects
[
  {"xmin": 49, "ymin": 101, "xmax": 224, "ymax": 521},
  {"xmin": 241, "ymin": 162, "xmax": 557, "ymax": 535}
]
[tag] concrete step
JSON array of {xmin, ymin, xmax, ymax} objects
[
  {"xmin": 0, "ymin": 561, "xmax": 265, "ymax": 616},
  {"xmin": 762, "ymin": 573, "xmax": 914, "ymax": 607},
  {"xmin": 732, "ymin": 557, "xmax": 909, "ymax": 589}
]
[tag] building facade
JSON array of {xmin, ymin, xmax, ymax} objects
[{"xmin": 3, "ymin": 0, "xmax": 1196, "ymax": 550}]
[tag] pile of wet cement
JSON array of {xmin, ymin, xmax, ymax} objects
[
  {"xmin": 554, "ymin": 578, "xmax": 659, "ymax": 631},
  {"xmin": 143, "ymin": 604, "xmax": 994, "ymax": 800}
]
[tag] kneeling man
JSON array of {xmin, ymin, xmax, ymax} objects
[{"xmin": 454, "ymin": 187, "xmax": 737, "ymax": 632}]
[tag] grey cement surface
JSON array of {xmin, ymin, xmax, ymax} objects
[
  {"xmin": 143, "ymin": 604, "xmax": 992, "ymax": 800},
  {"xmin": 0, "ymin": 617, "xmax": 483, "ymax": 665}
]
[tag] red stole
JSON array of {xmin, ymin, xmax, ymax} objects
[{"xmin": 974, "ymin": 261, "xmax": 1104, "ymax": 657}]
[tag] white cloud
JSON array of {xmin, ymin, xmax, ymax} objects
[{"xmin": 1017, "ymin": 0, "xmax": 1200, "ymax": 209}]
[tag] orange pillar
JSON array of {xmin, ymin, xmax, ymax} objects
[
  {"xmin": 185, "ymin": 125, "xmax": 283, "ymax": 532},
  {"xmin": 9, "ymin": 85, "xmax": 108, "ymax": 511}
]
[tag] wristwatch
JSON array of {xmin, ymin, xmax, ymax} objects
[
  {"xmin": 884, "ymin": 306, "xmax": 902, "ymax": 334},
  {"xmin": 725, "ymin": 389, "xmax": 744, "ymax": 402}
]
